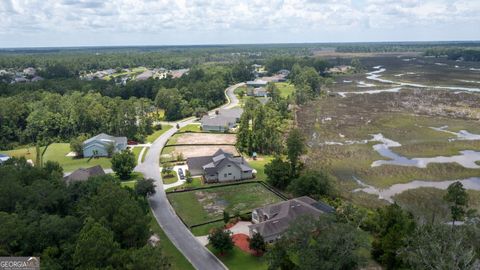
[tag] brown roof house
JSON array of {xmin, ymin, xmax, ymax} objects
[
  {"xmin": 63, "ymin": 165, "xmax": 105, "ymax": 185},
  {"xmin": 249, "ymin": 196, "xmax": 334, "ymax": 242}
]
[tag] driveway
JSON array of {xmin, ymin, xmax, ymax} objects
[{"xmin": 133, "ymin": 83, "xmax": 244, "ymax": 270}]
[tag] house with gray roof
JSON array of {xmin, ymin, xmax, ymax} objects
[
  {"xmin": 83, "ymin": 133, "xmax": 127, "ymax": 157},
  {"xmin": 0, "ymin": 154, "xmax": 10, "ymax": 164},
  {"xmin": 200, "ymin": 108, "xmax": 243, "ymax": 132},
  {"xmin": 246, "ymin": 79, "xmax": 268, "ymax": 88},
  {"xmin": 186, "ymin": 149, "xmax": 253, "ymax": 183},
  {"xmin": 63, "ymin": 165, "xmax": 105, "ymax": 185},
  {"xmin": 249, "ymin": 196, "xmax": 334, "ymax": 242}
]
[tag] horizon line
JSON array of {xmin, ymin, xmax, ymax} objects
[{"xmin": 1, "ymin": 39, "xmax": 480, "ymax": 50}]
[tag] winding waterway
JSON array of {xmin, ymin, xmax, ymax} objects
[{"xmin": 317, "ymin": 128, "xmax": 480, "ymax": 202}]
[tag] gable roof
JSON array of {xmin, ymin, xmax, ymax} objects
[
  {"xmin": 187, "ymin": 149, "xmax": 253, "ymax": 176},
  {"xmin": 250, "ymin": 196, "xmax": 334, "ymax": 238},
  {"xmin": 83, "ymin": 133, "xmax": 127, "ymax": 146},
  {"xmin": 63, "ymin": 165, "xmax": 105, "ymax": 184},
  {"xmin": 218, "ymin": 108, "xmax": 243, "ymax": 119},
  {"xmin": 200, "ymin": 115, "xmax": 236, "ymax": 127}
]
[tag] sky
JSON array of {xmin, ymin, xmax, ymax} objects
[{"xmin": 0, "ymin": 0, "xmax": 479, "ymax": 48}]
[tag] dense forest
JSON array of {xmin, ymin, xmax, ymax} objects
[
  {"xmin": 424, "ymin": 48, "xmax": 480, "ymax": 62},
  {"xmin": 335, "ymin": 41, "xmax": 480, "ymax": 54},
  {"xmin": 0, "ymin": 158, "xmax": 168, "ymax": 270}
]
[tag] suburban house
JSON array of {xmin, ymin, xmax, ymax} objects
[
  {"xmin": 83, "ymin": 133, "xmax": 127, "ymax": 157},
  {"xmin": 246, "ymin": 79, "xmax": 268, "ymax": 88},
  {"xmin": 249, "ymin": 196, "xmax": 335, "ymax": 243},
  {"xmin": 247, "ymin": 87, "xmax": 268, "ymax": 97},
  {"xmin": 186, "ymin": 149, "xmax": 253, "ymax": 183},
  {"xmin": 200, "ymin": 108, "xmax": 243, "ymax": 132},
  {"xmin": 0, "ymin": 154, "xmax": 10, "ymax": 164},
  {"xmin": 63, "ymin": 165, "xmax": 105, "ymax": 185}
]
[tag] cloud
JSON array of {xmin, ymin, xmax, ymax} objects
[{"xmin": 0, "ymin": 0, "xmax": 478, "ymax": 46}]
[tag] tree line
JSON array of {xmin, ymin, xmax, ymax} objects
[
  {"xmin": 0, "ymin": 91, "xmax": 154, "ymax": 149},
  {"xmin": 0, "ymin": 158, "xmax": 168, "ymax": 270}
]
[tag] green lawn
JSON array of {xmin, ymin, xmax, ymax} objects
[
  {"xmin": 248, "ymin": 155, "xmax": 273, "ymax": 181},
  {"xmin": 208, "ymin": 245, "xmax": 268, "ymax": 270},
  {"xmin": 43, "ymin": 143, "xmax": 111, "ymax": 172},
  {"xmin": 178, "ymin": 124, "xmax": 202, "ymax": 133},
  {"xmin": 142, "ymin": 148, "xmax": 149, "ymax": 162},
  {"xmin": 191, "ymin": 220, "xmax": 225, "ymax": 236},
  {"xmin": 162, "ymin": 170, "xmax": 179, "ymax": 184},
  {"xmin": 167, "ymin": 183, "xmax": 283, "ymax": 226},
  {"xmin": 131, "ymin": 147, "xmax": 143, "ymax": 162},
  {"xmin": 148, "ymin": 212, "xmax": 194, "ymax": 270},
  {"xmin": 274, "ymin": 82, "xmax": 295, "ymax": 98},
  {"xmin": 160, "ymin": 146, "xmax": 175, "ymax": 163},
  {"xmin": 147, "ymin": 124, "xmax": 173, "ymax": 143},
  {"xmin": 165, "ymin": 178, "xmax": 204, "ymax": 192},
  {"xmin": 0, "ymin": 145, "xmax": 44, "ymax": 163}
]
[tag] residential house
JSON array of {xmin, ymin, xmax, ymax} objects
[
  {"xmin": 186, "ymin": 149, "xmax": 253, "ymax": 183},
  {"xmin": 247, "ymin": 87, "xmax": 268, "ymax": 97},
  {"xmin": 200, "ymin": 108, "xmax": 243, "ymax": 132},
  {"xmin": 0, "ymin": 154, "xmax": 10, "ymax": 164},
  {"xmin": 23, "ymin": 67, "xmax": 36, "ymax": 76},
  {"xmin": 63, "ymin": 165, "xmax": 105, "ymax": 185},
  {"xmin": 246, "ymin": 79, "xmax": 268, "ymax": 88},
  {"xmin": 83, "ymin": 133, "xmax": 127, "ymax": 157},
  {"xmin": 249, "ymin": 196, "xmax": 334, "ymax": 243}
]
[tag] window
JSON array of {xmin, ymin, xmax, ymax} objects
[
  {"xmin": 227, "ymin": 165, "xmax": 231, "ymax": 167},
  {"xmin": 228, "ymin": 173, "xmax": 232, "ymax": 175},
  {"xmin": 224, "ymin": 173, "xmax": 227, "ymax": 177}
]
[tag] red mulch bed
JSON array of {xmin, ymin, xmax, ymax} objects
[{"xmin": 232, "ymin": 234, "xmax": 255, "ymax": 254}]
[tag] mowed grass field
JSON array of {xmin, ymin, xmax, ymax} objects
[
  {"xmin": 274, "ymin": 82, "xmax": 295, "ymax": 98},
  {"xmin": 43, "ymin": 143, "xmax": 112, "ymax": 172},
  {"xmin": 208, "ymin": 245, "xmax": 267, "ymax": 270},
  {"xmin": 167, "ymin": 183, "xmax": 283, "ymax": 226},
  {"xmin": 0, "ymin": 146, "xmax": 45, "ymax": 163},
  {"xmin": 146, "ymin": 124, "xmax": 173, "ymax": 143}
]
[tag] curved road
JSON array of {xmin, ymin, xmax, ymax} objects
[{"xmin": 135, "ymin": 83, "xmax": 244, "ymax": 270}]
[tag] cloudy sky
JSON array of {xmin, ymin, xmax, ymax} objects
[{"xmin": 1, "ymin": 0, "xmax": 479, "ymax": 48}]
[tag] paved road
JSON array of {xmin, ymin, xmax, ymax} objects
[{"xmin": 135, "ymin": 83, "xmax": 243, "ymax": 270}]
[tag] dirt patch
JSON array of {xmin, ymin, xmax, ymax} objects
[
  {"xmin": 174, "ymin": 133, "xmax": 236, "ymax": 145},
  {"xmin": 195, "ymin": 191, "xmax": 228, "ymax": 216},
  {"xmin": 172, "ymin": 145, "xmax": 239, "ymax": 159}
]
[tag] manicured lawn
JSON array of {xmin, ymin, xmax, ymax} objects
[
  {"xmin": 208, "ymin": 245, "xmax": 268, "ymax": 270},
  {"xmin": 148, "ymin": 212, "xmax": 194, "ymax": 270},
  {"xmin": 165, "ymin": 178, "xmax": 204, "ymax": 192},
  {"xmin": 0, "ymin": 145, "xmax": 45, "ymax": 163},
  {"xmin": 131, "ymin": 147, "xmax": 143, "ymax": 162},
  {"xmin": 146, "ymin": 124, "xmax": 173, "ymax": 143},
  {"xmin": 167, "ymin": 182, "xmax": 283, "ymax": 226},
  {"xmin": 274, "ymin": 82, "xmax": 295, "ymax": 98},
  {"xmin": 43, "ymin": 143, "xmax": 111, "ymax": 172},
  {"xmin": 142, "ymin": 148, "xmax": 149, "ymax": 162},
  {"xmin": 178, "ymin": 124, "xmax": 202, "ymax": 133},
  {"xmin": 248, "ymin": 155, "xmax": 273, "ymax": 181},
  {"xmin": 191, "ymin": 220, "xmax": 225, "ymax": 236},
  {"xmin": 162, "ymin": 170, "xmax": 179, "ymax": 184}
]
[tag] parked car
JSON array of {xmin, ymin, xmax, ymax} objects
[
  {"xmin": 178, "ymin": 168, "xmax": 185, "ymax": 180},
  {"xmin": 127, "ymin": 140, "xmax": 139, "ymax": 145}
]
